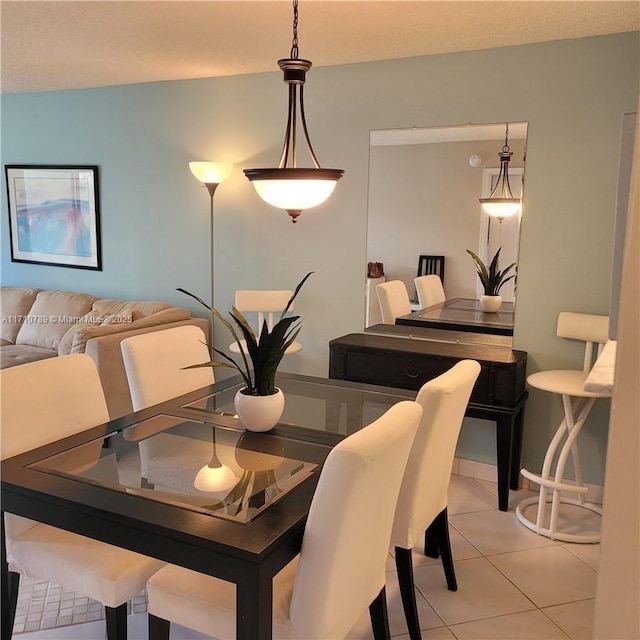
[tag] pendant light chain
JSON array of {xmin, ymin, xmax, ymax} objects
[
  {"xmin": 503, "ymin": 123, "xmax": 510, "ymax": 153},
  {"xmin": 291, "ymin": 0, "xmax": 299, "ymax": 59}
]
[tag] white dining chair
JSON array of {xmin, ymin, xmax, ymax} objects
[
  {"xmin": 229, "ymin": 289, "xmax": 303, "ymax": 355},
  {"xmin": 121, "ymin": 325, "xmax": 213, "ymax": 411},
  {"xmin": 121, "ymin": 325, "xmax": 214, "ymax": 489},
  {"xmin": 391, "ymin": 360, "xmax": 481, "ymax": 640},
  {"xmin": 376, "ymin": 280, "xmax": 412, "ymax": 324},
  {"xmin": 414, "ymin": 274, "xmax": 446, "ymax": 309},
  {"xmin": 146, "ymin": 400, "xmax": 422, "ymax": 640},
  {"xmin": 0, "ymin": 354, "xmax": 165, "ymax": 640},
  {"xmin": 516, "ymin": 312, "xmax": 611, "ymax": 543}
]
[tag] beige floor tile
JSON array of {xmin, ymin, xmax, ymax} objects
[
  {"xmin": 413, "ymin": 557, "xmax": 534, "ymax": 625},
  {"xmin": 347, "ymin": 572, "xmax": 444, "ymax": 639},
  {"xmin": 562, "ymin": 543, "xmax": 600, "ymax": 571},
  {"xmin": 447, "ymin": 476, "xmax": 497, "ymax": 515},
  {"xmin": 488, "ymin": 546, "xmax": 598, "ymax": 608},
  {"xmin": 477, "ymin": 479, "xmax": 539, "ymax": 511},
  {"xmin": 392, "ymin": 626, "xmax": 455, "ymax": 640},
  {"xmin": 450, "ymin": 508, "xmax": 558, "ymax": 556},
  {"xmin": 449, "ymin": 609, "xmax": 570, "ymax": 639},
  {"xmin": 542, "ymin": 598, "xmax": 595, "ymax": 640}
]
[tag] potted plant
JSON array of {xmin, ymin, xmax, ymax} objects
[
  {"xmin": 178, "ymin": 272, "xmax": 312, "ymax": 431},
  {"xmin": 466, "ymin": 248, "xmax": 516, "ymax": 312}
]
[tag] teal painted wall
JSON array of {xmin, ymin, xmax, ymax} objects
[{"xmin": 2, "ymin": 33, "xmax": 638, "ymax": 483}]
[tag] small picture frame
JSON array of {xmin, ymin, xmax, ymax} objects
[{"xmin": 5, "ymin": 165, "xmax": 102, "ymax": 270}]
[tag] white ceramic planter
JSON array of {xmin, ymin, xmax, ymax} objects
[
  {"xmin": 234, "ymin": 388, "xmax": 285, "ymax": 432},
  {"xmin": 480, "ymin": 295, "xmax": 502, "ymax": 312}
]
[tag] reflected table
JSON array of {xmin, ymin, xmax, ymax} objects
[
  {"xmin": 396, "ymin": 297, "xmax": 515, "ymax": 336},
  {"xmin": 1, "ymin": 373, "xmax": 415, "ymax": 640}
]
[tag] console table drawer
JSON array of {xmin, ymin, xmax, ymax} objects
[{"xmin": 329, "ymin": 333, "xmax": 527, "ymax": 407}]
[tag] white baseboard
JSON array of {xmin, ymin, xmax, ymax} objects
[{"xmin": 453, "ymin": 457, "xmax": 604, "ymax": 505}]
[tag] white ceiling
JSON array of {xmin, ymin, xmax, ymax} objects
[{"xmin": 1, "ymin": 1, "xmax": 639, "ymax": 95}]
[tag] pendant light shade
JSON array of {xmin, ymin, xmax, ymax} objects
[
  {"xmin": 479, "ymin": 124, "xmax": 521, "ymax": 219},
  {"xmin": 244, "ymin": 1, "xmax": 344, "ymax": 223}
]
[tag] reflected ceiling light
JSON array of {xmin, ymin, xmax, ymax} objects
[
  {"xmin": 479, "ymin": 123, "xmax": 522, "ymax": 219},
  {"xmin": 243, "ymin": 0, "xmax": 344, "ymax": 223},
  {"xmin": 194, "ymin": 429, "xmax": 237, "ymax": 494}
]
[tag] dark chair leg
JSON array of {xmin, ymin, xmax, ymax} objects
[
  {"xmin": 424, "ymin": 516, "xmax": 441, "ymax": 559},
  {"xmin": 148, "ymin": 614, "xmax": 170, "ymax": 640},
  {"xmin": 433, "ymin": 508, "xmax": 457, "ymax": 592},
  {"xmin": 105, "ymin": 603, "xmax": 127, "ymax": 640},
  {"xmin": 7, "ymin": 571, "xmax": 20, "ymax": 634},
  {"xmin": 395, "ymin": 547, "xmax": 422, "ymax": 640},
  {"xmin": 369, "ymin": 586, "xmax": 391, "ymax": 640}
]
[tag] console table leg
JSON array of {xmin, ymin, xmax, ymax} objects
[
  {"xmin": 510, "ymin": 406, "xmax": 525, "ymax": 490},
  {"xmin": 495, "ymin": 417, "xmax": 513, "ymax": 511}
]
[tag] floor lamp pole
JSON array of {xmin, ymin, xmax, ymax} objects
[
  {"xmin": 188, "ymin": 161, "xmax": 234, "ymax": 350},
  {"xmin": 205, "ymin": 183, "xmax": 219, "ymax": 349}
]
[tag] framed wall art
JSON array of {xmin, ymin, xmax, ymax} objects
[{"xmin": 5, "ymin": 165, "xmax": 102, "ymax": 270}]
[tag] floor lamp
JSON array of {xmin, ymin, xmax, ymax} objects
[{"xmin": 189, "ymin": 162, "xmax": 234, "ymax": 347}]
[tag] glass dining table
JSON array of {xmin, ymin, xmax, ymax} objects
[
  {"xmin": 1, "ymin": 373, "xmax": 415, "ymax": 640},
  {"xmin": 396, "ymin": 297, "xmax": 515, "ymax": 336}
]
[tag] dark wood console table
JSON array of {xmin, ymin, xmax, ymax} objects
[{"xmin": 329, "ymin": 325, "xmax": 528, "ymax": 511}]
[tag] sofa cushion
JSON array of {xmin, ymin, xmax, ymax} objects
[
  {"xmin": 69, "ymin": 307, "xmax": 191, "ymax": 354},
  {"xmin": 0, "ymin": 344, "xmax": 57, "ymax": 368},
  {"xmin": 57, "ymin": 310, "xmax": 103, "ymax": 356},
  {"xmin": 16, "ymin": 290, "xmax": 98, "ymax": 351},
  {"xmin": 1, "ymin": 287, "xmax": 42, "ymax": 344},
  {"xmin": 92, "ymin": 299, "xmax": 172, "ymax": 321}
]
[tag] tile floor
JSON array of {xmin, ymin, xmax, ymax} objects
[{"xmin": 15, "ymin": 474, "xmax": 600, "ymax": 640}]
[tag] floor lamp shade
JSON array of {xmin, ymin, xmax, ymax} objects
[{"xmin": 189, "ymin": 162, "xmax": 234, "ymax": 185}]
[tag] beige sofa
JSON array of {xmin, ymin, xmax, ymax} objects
[{"xmin": 1, "ymin": 287, "xmax": 209, "ymax": 419}]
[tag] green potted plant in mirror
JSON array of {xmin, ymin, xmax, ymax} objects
[
  {"xmin": 466, "ymin": 248, "xmax": 516, "ymax": 312},
  {"xmin": 177, "ymin": 272, "xmax": 312, "ymax": 432}
]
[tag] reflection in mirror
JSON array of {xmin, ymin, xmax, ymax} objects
[{"xmin": 365, "ymin": 122, "xmax": 528, "ymax": 341}]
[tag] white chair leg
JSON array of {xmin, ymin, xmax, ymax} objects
[{"xmin": 517, "ymin": 393, "xmax": 602, "ymax": 543}]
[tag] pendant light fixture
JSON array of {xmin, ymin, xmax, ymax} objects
[
  {"xmin": 479, "ymin": 123, "xmax": 522, "ymax": 219},
  {"xmin": 244, "ymin": 0, "xmax": 344, "ymax": 223}
]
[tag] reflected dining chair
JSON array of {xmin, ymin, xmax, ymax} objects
[
  {"xmin": 229, "ymin": 289, "xmax": 303, "ymax": 355},
  {"xmin": 146, "ymin": 401, "xmax": 423, "ymax": 640},
  {"xmin": 376, "ymin": 280, "xmax": 411, "ymax": 324},
  {"xmin": 414, "ymin": 274, "xmax": 446, "ymax": 309},
  {"xmin": 516, "ymin": 312, "xmax": 611, "ymax": 543},
  {"xmin": 391, "ymin": 360, "xmax": 481, "ymax": 640},
  {"xmin": 0, "ymin": 354, "xmax": 165, "ymax": 640},
  {"xmin": 120, "ymin": 325, "xmax": 214, "ymax": 488}
]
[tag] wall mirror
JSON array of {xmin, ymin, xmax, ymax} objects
[{"xmin": 365, "ymin": 121, "xmax": 528, "ymax": 341}]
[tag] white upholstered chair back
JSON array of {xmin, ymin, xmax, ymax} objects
[
  {"xmin": 414, "ymin": 274, "xmax": 446, "ymax": 309},
  {"xmin": 376, "ymin": 280, "xmax": 411, "ymax": 324},
  {"xmin": 556, "ymin": 312, "xmax": 609, "ymax": 372},
  {"xmin": 121, "ymin": 325, "xmax": 213, "ymax": 411},
  {"xmin": 1, "ymin": 353, "xmax": 109, "ymax": 460},
  {"xmin": 289, "ymin": 400, "xmax": 421, "ymax": 639},
  {"xmin": 391, "ymin": 360, "xmax": 481, "ymax": 550},
  {"xmin": 230, "ymin": 289, "xmax": 303, "ymax": 354}
]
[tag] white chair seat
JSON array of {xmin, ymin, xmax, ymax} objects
[
  {"xmin": 148, "ymin": 559, "xmax": 300, "ymax": 639},
  {"xmin": 527, "ymin": 369, "xmax": 610, "ymax": 398},
  {"xmin": 8, "ymin": 523, "xmax": 163, "ymax": 608},
  {"xmin": 229, "ymin": 338, "xmax": 303, "ymax": 355}
]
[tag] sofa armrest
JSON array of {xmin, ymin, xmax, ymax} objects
[{"xmin": 84, "ymin": 317, "xmax": 209, "ymax": 419}]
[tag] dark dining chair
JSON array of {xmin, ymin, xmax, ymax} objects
[{"xmin": 417, "ymin": 254, "xmax": 445, "ymax": 283}]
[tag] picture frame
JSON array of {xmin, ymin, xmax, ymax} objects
[{"xmin": 5, "ymin": 165, "xmax": 102, "ymax": 270}]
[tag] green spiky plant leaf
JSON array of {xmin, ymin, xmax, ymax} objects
[
  {"xmin": 466, "ymin": 248, "xmax": 516, "ymax": 296},
  {"xmin": 177, "ymin": 272, "xmax": 313, "ymax": 396}
]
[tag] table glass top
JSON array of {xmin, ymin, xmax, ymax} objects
[
  {"xmin": 28, "ymin": 415, "xmax": 324, "ymax": 524},
  {"xmin": 26, "ymin": 375, "xmax": 410, "ymax": 524},
  {"xmin": 180, "ymin": 375, "xmax": 407, "ymax": 435}
]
